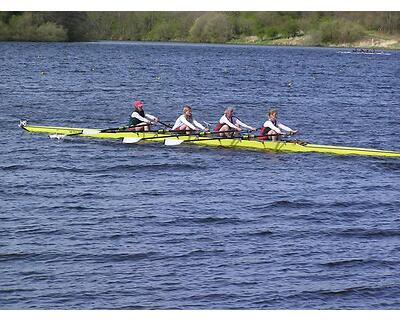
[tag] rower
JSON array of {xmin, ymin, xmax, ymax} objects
[
  {"xmin": 128, "ymin": 100, "xmax": 159, "ymax": 131},
  {"xmin": 215, "ymin": 107, "xmax": 256, "ymax": 137},
  {"xmin": 259, "ymin": 109, "xmax": 297, "ymax": 141},
  {"xmin": 172, "ymin": 105, "xmax": 208, "ymax": 132}
]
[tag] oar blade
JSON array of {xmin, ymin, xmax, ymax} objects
[
  {"xmin": 123, "ymin": 137, "xmax": 142, "ymax": 144},
  {"xmin": 82, "ymin": 129, "xmax": 101, "ymax": 134},
  {"xmin": 164, "ymin": 139, "xmax": 184, "ymax": 146},
  {"xmin": 48, "ymin": 134, "xmax": 66, "ymax": 140}
]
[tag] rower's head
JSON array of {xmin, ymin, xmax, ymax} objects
[
  {"xmin": 183, "ymin": 105, "xmax": 192, "ymax": 117},
  {"xmin": 133, "ymin": 100, "xmax": 144, "ymax": 109},
  {"xmin": 268, "ymin": 109, "xmax": 278, "ymax": 120},
  {"xmin": 224, "ymin": 107, "xmax": 234, "ymax": 117}
]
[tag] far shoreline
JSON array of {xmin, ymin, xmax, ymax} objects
[
  {"xmin": 227, "ymin": 33, "xmax": 400, "ymax": 50},
  {"xmin": 2, "ymin": 36, "xmax": 399, "ymax": 51}
]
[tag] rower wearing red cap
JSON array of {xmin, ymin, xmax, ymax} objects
[{"xmin": 128, "ymin": 100, "xmax": 159, "ymax": 131}]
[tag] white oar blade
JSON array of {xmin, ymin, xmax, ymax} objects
[
  {"xmin": 82, "ymin": 129, "xmax": 100, "ymax": 134},
  {"xmin": 48, "ymin": 134, "xmax": 66, "ymax": 140},
  {"xmin": 164, "ymin": 139, "xmax": 184, "ymax": 146},
  {"xmin": 123, "ymin": 137, "xmax": 142, "ymax": 144}
]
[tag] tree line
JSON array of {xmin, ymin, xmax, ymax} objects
[{"xmin": 0, "ymin": 12, "xmax": 399, "ymax": 45}]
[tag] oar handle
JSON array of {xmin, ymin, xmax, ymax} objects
[
  {"xmin": 126, "ymin": 130, "xmax": 213, "ymax": 143},
  {"xmin": 100, "ymin": 126, "xmax": 126, "ymax": 133},
  {"xmin": 157, "ymin": 120, "xmax": 172, "ymax": 128},
  {"xmin": 211, "ymin": 128, "xmax": 260, "ymax": 135},
  {"xmin": 101, "ymin": 122, "xmax": 156, "ymax": 133}
]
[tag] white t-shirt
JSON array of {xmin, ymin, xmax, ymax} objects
[
  {"xmin": 130, "ymin": 111, "xmax": 157, "ymax": 124},
  {"xmin": 263, "ymin": 120, "xmax": 293, "ymax": 134},
  {"xmin": 218, "ymin": 114, "xmax": 253, "ymax": 130},
  {"xmin": 172, "ymin": 114, "xmax": 205, "ymax": 130}
]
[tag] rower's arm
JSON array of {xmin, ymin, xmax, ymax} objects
[
  {"xmin": 221, "ymin": 115, "xmax": 240, "ymax": 130},
  {"xmin": 145, "ymin": 113, "xmax": 157, "ymax": 121},
  {"xmin": 171, "ymin": 119, "xmax": 180, "ymax": 130},
  {"xmin": 263, "ymin": 120, "xmax": 282, "ymax": 134},
  {"xmin": 278, "ymin": 122, "xmax": 294, "ymax": 132},
  {"xmin": 131, "ymin": 112, "xmax": 151, "ymax": 124},
  {"xmin": 181, "ymin": 117, "xmax": 198, "ymax": 130},
  {"xmin": 236, "ymin": 118, "xmax": 254, "ymax": 130},
  {"xmin": 193, "ymin": 119, "xmax": 206, "ymax": 130}
]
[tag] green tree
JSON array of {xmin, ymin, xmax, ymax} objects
[
  {"xmin": 0, "ymin": 20, "xmax": 10, "ymax": 40},
  {"xmin": 8, "ymin": 12, "xmax": 36, "ymax": 40},
  {"xmin": 235, "ymin": 14, "xmax": 257, "ymax": 36},
  {"xmin": 36, "ymin": 22, "xmax": 67, "ymax": 41},
  {"xmin": 0, "ymin": 11, "xmax": 398, "ymax": 44},
  {"xmin": 310, "ymin": 18, "xmax": 365, "ymax": 45},
  {"xmin": 280, "ymin": 16, "xmax": 300, "ymax": 38},
  {"xmin": 189, "ymin": 13, "xmax": 233, "ymax": 43},
  {"xmin": 40, "ymin": 12, "xmax": 91, "ymax": 41},
  {"xmin": 148, "ymin": 20, "xmax": 177, "ymax": 40}
]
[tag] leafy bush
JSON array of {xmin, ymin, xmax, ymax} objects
[
  {"xmin": 234, "ymin": 15, "xmax": 257, "ymax": 36},
  {"xmin": 148, "ymin": 21, "xmax": 178, "ymax": 41},
  {"xmin": 1, "ymin": 11, "xmax": 396, "ymax": 44},
  {"xmin": 0, "ymin": 20, "xmax": 10, "ymax": 40},
  {"xmin": 264, "ymin": 26, "xmax": 280, "ymax": 39},
  {"xmin": 1, "ymin": 12, "xmax": 67, "ymax": 41},
  {"xmin": 8, "ymin": 12, "xmax": 36, "ymax": 40},
  {"xmin": 189, "ymin": 13, "xmax": 233, "ymax": 43},
  {"xmin": 280, "ymin": 18, "xmax": 300, "ymax": 38},
  {"xmin": 35, "ymin": 22, "xmax": 67, "ymax": 41},
  {"xmin": 309, "ymin": 19, "xmax": 365, "ymax": 45},
  {"xmin": 253, "ymin": 12, "xmax": 300, "ymax": 40}
]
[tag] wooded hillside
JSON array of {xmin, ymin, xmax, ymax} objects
[{"xmin": 1, "ymin": 12, "xmax": 399, "ymax": 47}]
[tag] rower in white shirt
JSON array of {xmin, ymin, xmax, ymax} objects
[
  {"xmin": 128, "ymin": 100, "xmax": 159, "ymax": 131},
  {"xmin": 172, "ymin": 105, "xmax": 209, "ymax": 132},
  {"xmin": 214, "ymin": 107, "xmax": 256, "ymax": 137},
  {"xmin": 259, "ymin": 109, "xmax": 298, "ymax": 141}
]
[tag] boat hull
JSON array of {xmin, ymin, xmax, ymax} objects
[{"xmin": 20, "ymin": 124, "xmax": 400, "ymax": 157}]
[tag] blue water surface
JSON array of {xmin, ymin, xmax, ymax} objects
[{"xmin": 1, "ymin": 41, "xmax": 400, "ymax": 309}]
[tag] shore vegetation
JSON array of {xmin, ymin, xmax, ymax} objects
[{"xmin": 1, "ymin": 12, "xmax": 399, "ymax": 49}]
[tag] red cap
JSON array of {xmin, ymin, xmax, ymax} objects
[{"xmin": 134, "ymin": 100, "xmax": 143, "ymax": 108}]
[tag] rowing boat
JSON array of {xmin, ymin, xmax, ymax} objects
[{"xmin": 19, "ymin": 122, "xmax": 400, "ymax": 157}]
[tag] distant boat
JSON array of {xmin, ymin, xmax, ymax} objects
[{"xmin": 337, "ymin": 49, "xmax": 391, "ymax": 56}]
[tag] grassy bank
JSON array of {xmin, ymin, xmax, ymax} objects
[{"xmin": 230, "ymin": 32, "xmax": 400, "ymax": 50}]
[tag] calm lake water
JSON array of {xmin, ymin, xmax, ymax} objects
[{"xmin": 1, "ymin": 41, "xmax": 400, "ymax": 309}]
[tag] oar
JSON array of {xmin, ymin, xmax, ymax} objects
[
  {"xmin": 123, "ymin": 130, "xmax": 210, "ymax": 144},
  {"xmin": 124, "ymin": 134, "xmax": 180, "ymax": 144},
  {"xmin": 48, "ymin": 125, "xmax": 129, "ymax": 138},
  {"xmin": 49, "ymin": 122, "xmax": 160, "ymax": 139},
  {"xmin": 165, "ymin": 130, "xmax": 256, "ymax": 146},
  {"xmin": 96, "ymin": 120, "xmax": 172, "ymax": 134},
  {"xmin": 48, "ymin": 127, "xmax": 125, "ymax": 139},
  {"xmin": 99, "ymin": 121, "xmax": 166, "ymax": 133},
  {"xmin": 122, "ymin": 127, "xmax": 209, "ymax": 139},
  {"xmin": 123, "ymin": 126, "xmax": 246, "ymax": 144},
  {"xmin": 157, "ymin": 120, "xmax": 172, "ymax": 128},
  {"xmin": 48, "ymin": 128, "xmax": 102, "ymax": 139},
  {"xmin": 256, "ymin": 132, "xmax": 292, "ymax": 139},
  {"xmin": 164, "ymin": 131, "xmax": 298, "ymax": 146},
  {"xmin": 98, "ymin": 126, "xmax": 127, "ymax": 133},
  {"xmin": 164, "ymin": 134, "xmax": 246, "ymax": 146}
]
